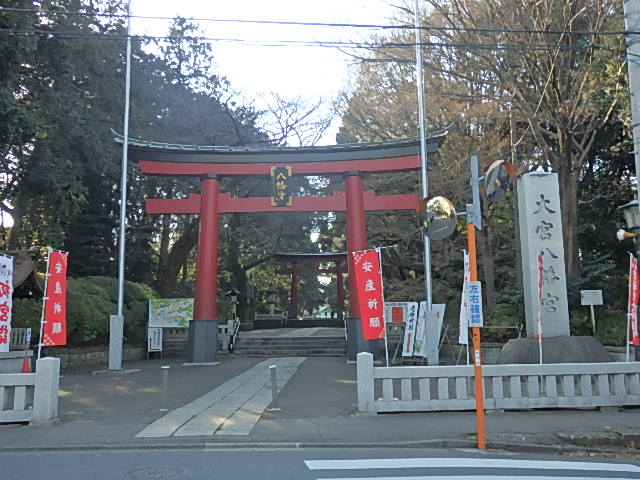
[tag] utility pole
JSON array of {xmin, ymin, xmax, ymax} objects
[
  {"xmin": 110, "ymin": 0, "xmax": 133, "ymax": 370},
  {"xmin": 624, "ymin": 0, "xmax": 640, "ymax": 199}
]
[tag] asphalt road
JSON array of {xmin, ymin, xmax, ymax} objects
[{"xmin": 3, "ymin": 448, "xmax": 640, "ymax": 480}]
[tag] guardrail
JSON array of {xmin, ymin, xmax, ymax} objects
[
  {"xmin": 357, "ymin": 352, "xmax": 640, "ymax": 414},
  {"xmin": 0, "ymin": 357, "xmax": 60, "ymax": 424}
]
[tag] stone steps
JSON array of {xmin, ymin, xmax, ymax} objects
[
  {"xmin": 233, "ymin": 336, "xmax": 347, "ymax": 357},
  {"xmin": 232, "ymin": 350, "xmax": 346, "ymax": 357},
  {"xmin": 236, "ymin": 339, "xmax": 346, "ymax": 346},
  {"xmin": 285, "ymin": 319, "xmax": 344, "ymax": 328}
]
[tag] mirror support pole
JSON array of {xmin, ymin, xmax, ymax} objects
[
  {"xmin": 468, "ymin": 155, "xmax": 482, "ymax": 230},
  {"xmin": 415, "ymin": 0, "xmax": 432, "ymax": 312}
]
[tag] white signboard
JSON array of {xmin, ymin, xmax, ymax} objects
[
  {"xmin": 580, "ymin": 290, "xmax": 603, "ymax": 306},
  {"xmin": 467, "ymin": 281, "xmax": 484, "ymax": 327},
  {"xmin": 0, "ymin": 255, "xmax": 13, "ymax": 353},
  {"xmin": 401, "ymin": 302, "xmax": 419, "ymax": 357},
  {"xmin": 433, "ymin": 303, "xmax": 446, "ymax": 329},
  {"xmin": 423, "ymin": 303, "xmax": 446, "ymax": 360},
  {"xmin": 458, "ymin": 250, "xmax": 470, "ymax": 345},
  {"xmin": 147, "ymin": 327, "xmax": 163, "ymax": 352},
  {"xmin": 413, "ymin": 303, "xmax": 428, "ymax": 357}
]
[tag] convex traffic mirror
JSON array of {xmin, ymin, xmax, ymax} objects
[
  {"xmin": 416, "ymin": 196, "xmax": 457, "ymax": 240},
  {"xmin": 484, "ymin": 160, "xmax": 515, "ymax": 203}
]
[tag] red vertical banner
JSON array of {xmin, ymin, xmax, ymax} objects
[
  {"xmin": 42, "ymin": 251, "xmax": 69, "ymax": 347},
  {"xmin": 352, "ymin": 249, "xmax": 386, "ymax": 340},
  {"xmin": 0, "ymin": 255, "xmax": 14, "ymax": 353},
  {"xmin": 628, "ymin": 253, "xmax": 640, "ymax": 346}
]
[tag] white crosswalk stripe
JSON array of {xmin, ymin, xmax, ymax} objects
[
  {"xmin": 305, "ymin": 457, "xmax": 640, "ymax": 472},
  {"xmin": 304, "ymin": 457, "xmax": 640, "ymax": 480},
  {"xmin": 314, "ymin": 477, "xmax": 638, "ymax": 480}
]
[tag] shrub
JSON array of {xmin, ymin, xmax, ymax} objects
[
  {"xmin": 484, "ymin": 302, "xmax": 523, "ymax": 343},
  {"xmin": 570, "ymin": 308, "xmax": 627, "ymax": 346},
  {"xmin": 11, "ymin": 276, "xmax": 156, "ymax": 346}
]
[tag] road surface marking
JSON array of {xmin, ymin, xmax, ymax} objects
[
  {"xmin": 305, "ymin": 457, "xmax": 640, "ymax": 473},
  {"xmin": 136, "ymin": 357, "xmax": 305, "ymax": 438}
]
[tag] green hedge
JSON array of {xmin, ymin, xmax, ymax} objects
[{"xmin": 11, "ymin": 276, "xmax": 156, "ymax": 346}]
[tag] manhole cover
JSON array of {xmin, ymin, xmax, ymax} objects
[{"xmin": 124, "ymin": 466, "xmax": 184, "ymax": 480}]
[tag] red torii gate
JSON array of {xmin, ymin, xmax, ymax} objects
[
  {"xmin": 130, "ymin": 131, "xmax": 448, "ymax": 362},
  {"xmin": 247, "ymin": 252, "xmax": 348, "ymax": 320}
]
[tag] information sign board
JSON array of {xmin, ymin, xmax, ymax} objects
[
  {"xmin": 580, "ymin": 290, "xmax": 603, "ymax": 306},
  {"xmin": 148, "ymin": 298, "xmax": 193, "ymax": 328},
  {"xmin": 467, "ymin": 281, "xmax": 484, "ymax": 327},
  {"xmin": 148, "ymin": 327, "xmax": 163, "ymax": 352}
]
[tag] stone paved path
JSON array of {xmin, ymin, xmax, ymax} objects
[{"xmin": 136, "ymin": 357, "xmax": 305, "ymax": 438}]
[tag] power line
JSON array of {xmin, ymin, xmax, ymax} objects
[
  {"xmin": 0, "ymin": 27, "xmax": 623, "ymax": 54},
  {"xmin": 0, "ymin": 5, "xmax": 635, "ymax": 37}
]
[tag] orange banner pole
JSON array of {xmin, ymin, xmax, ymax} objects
[{"xmin": 468, "ymin": 223, "xmax": 487, "ymax": 450}]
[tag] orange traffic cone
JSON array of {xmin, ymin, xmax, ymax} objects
[{"xmin": 21, "ymin": 356, "xmax": 31, "ymax": 373}]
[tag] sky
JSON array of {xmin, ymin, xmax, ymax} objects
[
  {"xmin": 0, "ymin": 1, "xmax": 412, "ymax": 227},
  {"xmin": 130, "ymin": 0, "xmax": 404, "ymax": 145}
]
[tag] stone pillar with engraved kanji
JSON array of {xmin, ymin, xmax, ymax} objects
[{"xmin": 518, "ymin": 172, "xmax": 570, "ymax": 338}]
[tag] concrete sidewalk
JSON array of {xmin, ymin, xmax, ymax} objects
[{"xmin": 1, "ymin": 355, "xmax": 640, "ymax": 453}]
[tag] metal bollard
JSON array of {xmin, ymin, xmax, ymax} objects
[
  {"xmin": 161, "ymin": 365, "xmax": 170, "ymax": 412},
  {"xmin": 269, "ymin": 364, "xmax": 278, "ymax": 409}
]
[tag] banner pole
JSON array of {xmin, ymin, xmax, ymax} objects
[
  {"xmin": 383, "ymin": 333, "xmax": 390, "ymax": 367},
  {"xmin": 627, "ymin": 314, "xmax": 631, "ymax": 363},
  {"xmin": 537, "ymin": 251, "xmax": 544, "ymax": 365},
  {"xmin": 378, "ymin": 248, "xmax": 390, "ymax": 367},
  {"xmin": 37, "ymin": 247, "xmax": 52, "ymax": 360}
]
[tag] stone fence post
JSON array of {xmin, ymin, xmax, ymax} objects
[
  {"xmin": 31, "ymin": 357, "xmax": 60, "ymax": 424},
  {"xmin": 357, "ymin": 352, "xmax": 375, "ymax": 414}
]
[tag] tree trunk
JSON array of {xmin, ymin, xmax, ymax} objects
[
  {"xmin": 181, "ymin": 258, "xmax": 188, "ymax": 283},
  {"xmin": 157, "ymin": 219, "xmax": 199, "ymax": 297},
  {"xmin": 509, "ymin": 109, "xmax": 523, "ymax": 286},
  {"xmin": 155, "ymin": 214, "xmax": 172, "ymax": 291},
  {"xmin": 226, "ymin": 214, "xmax": 248, "ymax": 321},
  {"xmin": 558, "ymin": 164, "xmax": 580, "ymax": 278},
  {"xmin": 478, "ymin": 221, "xmax": 496, "ymax": 309}
]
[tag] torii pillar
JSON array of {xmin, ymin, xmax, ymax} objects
[
  {"xmin": 345, "ymin": 171, "xmax": 370, "ymax": 359},
  {"xmin": 188, "ymin": 173, "xmax": 220, "ymax": 363}
]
